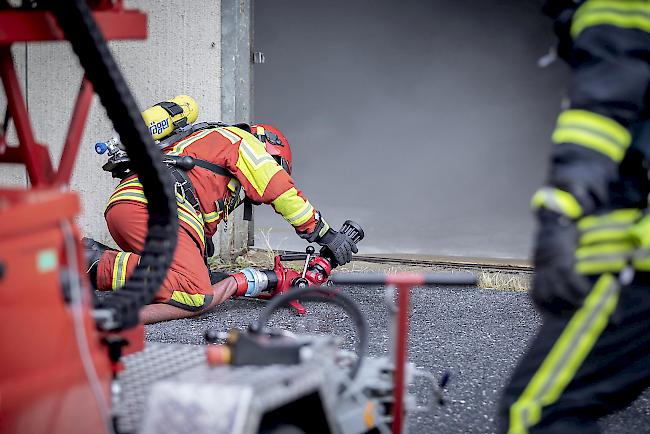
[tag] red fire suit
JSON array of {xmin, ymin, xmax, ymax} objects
[{"xmin": 96, "ymin": 126, "xmax": 327, "ymax": 311}]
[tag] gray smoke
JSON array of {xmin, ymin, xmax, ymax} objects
[{"xmin": 253, "ymin": 0, "xmax": 568, "ymax": 259}]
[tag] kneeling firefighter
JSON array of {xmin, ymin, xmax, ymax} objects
[
  {"xmin": 85, "ymin": 96, "xmax": 358, "ymax": 324},
  {"xmin": 499, "ymin": 1, "xmax": 650, "ymax": 433}
]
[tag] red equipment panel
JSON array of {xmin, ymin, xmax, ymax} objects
[
  {"xmin": 0, "ymin": 3, "xmax": 148, "ymax": 433},
  {"xmin": 0, "ymin": 9, "xmax": 147, "ymax": 43},
  {"xmin": 0, "ymin": 189, "xmax": 112, "ymax": 434}
]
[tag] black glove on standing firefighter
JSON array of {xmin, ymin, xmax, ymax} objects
[
  {"xmin": 317, "ymin": 229, "xmax": 358, "ymax": 267},
  {"xmin": 542, "ymin": 0, "xmax": 580, "ymax": 64},
  {"xmin": 531, "ymin": 209, "xmax": 591, "ymax": 316}
]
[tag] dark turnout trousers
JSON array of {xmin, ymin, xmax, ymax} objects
[{"xmin": 498, "ymin": 274, "xmax": 650, "ymax": 433}]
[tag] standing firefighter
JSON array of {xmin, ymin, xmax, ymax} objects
[
  {"xmin": 499, "ymin": 1, "xmax": 650, "ymax": 433},
  {"xmin": 85, "ymin": 97, "xmax": 357, "ymax": 324}
]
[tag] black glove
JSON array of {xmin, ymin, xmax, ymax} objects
[
  {"xmin": 542, "ymin": 0, "xmax": 578, "ymax": 64},
  {"xmin": 531, "ymin": 209, "xmax": 591, "ymax": 317},
  {"xmin": 317, "ymin": 229, "xmax": 358, "ymax": 267}
]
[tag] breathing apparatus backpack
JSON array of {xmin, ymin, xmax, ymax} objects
[{"xmin": 95, "ymin": 96, "xmax": 254, "ymax": 256}]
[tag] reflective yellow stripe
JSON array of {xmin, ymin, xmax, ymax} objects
[
  {"xmin": 117, "ymin": 178, "xmax": 142, "ymax": 188},
  {"xmin": 107, "ymin": 177, "xmax": 206, "ymax": 248},
  {"xmin": 631, "ymin": 213, "xmax": 650, "ymax": 248},
  {"xmin": 552, "ymin": 110, "xmax": 631, "ymax": 162},
  {"xmin": 166, "ymin": 129, "xmax": 215, "ymax": 155},
  {"xmin": 203, "ymin": 210, "xmax": 221, "ymax": 223},
  {"xmin": 271, "ymin": 187, "xmax": 315, "ymax": 227},
  {"xmin": 531, "ymin": 187, "xmax": 583, "ymax": 219},
  {"xmin": 575, "ymin": 241, "xmax": 635, "ymax": 274},
  {"xmin": 111, "ymin": 252, "xmax": 132, "ymax": 291},
  {"xmin": 318, "ymin": 219, "xmax": 331, "ymax": 238},
  {"xmin": 234, "ymin": 130, "xmax": 283, "ymax": 196},
  {"xmin": 578, "ymin": 209, "xmax": 640, "ymax": 245},
  {"xmin": 572, "ymin": 1, "xmax": 650, "ymax": 38},
  {"xmin": 177, "ymin": 201, "xmax": 205, "ymax": 246},
  {"xmin": 107, "ymin": 192, "xmax": 148, "ymax": 208},
  {"xmin": 170, "ymin": 290, "xmax": 206, "ymax": 308},
  {"xmin": 508, "ymin": 274, "xmax": 620, "ymax": 433},
  {"xmin": 632, "ymin": 214, "xmax": 650, "ymax": 270},
  {"xmin": 578, "ymin": 209, "xmax": 640, "ymax": 231},
  {"xmin": 227, "ymin": 178, "xmax": 240, "ymax": 191},
  {"xmin": 633, "ymin": 249, "xmax": 650, "ymax": 270}
]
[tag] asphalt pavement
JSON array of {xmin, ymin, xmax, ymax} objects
[{"xmin": 144, "ymin": 285, "xmax": 650, "ymax": 433}]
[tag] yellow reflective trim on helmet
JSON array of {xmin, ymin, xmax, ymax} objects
[
  {"xmin": 170, "ymin": 291, "xmax": 206, "ymax": 308},
  {"xmin": 508, "ymin": 274, "xmax": 620, "ymax": 433},
  {"xmin": 552, "ymin": 110, "xmax": 631, "ymax": 162},
  {"xmin": 271, "ymin": 187, "xmax": 315, "ymax": 227},
  {"xmin": 531, "ymin": 187, "xmax": 583, "ymax": 219},
  {"xmin": 572, "ymin": 1, "xmax": 650, "ymax": 38}
]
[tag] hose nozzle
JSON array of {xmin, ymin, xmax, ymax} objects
[{"xmin": 339, "ymin": 220, "xmax": 364, "ymax": 244}]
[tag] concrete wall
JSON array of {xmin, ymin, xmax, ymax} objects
[{"xmin": 1, "ymin": 1, "xmax": 249, "ymax": 258}]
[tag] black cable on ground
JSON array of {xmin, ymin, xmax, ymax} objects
[
  {"xmin": 251, "ymin": 287, "xmax": 369, "ymax": 380},
  {"xmin": 48, "ymin": 0, "xmax": 178, "ymax": 330}
]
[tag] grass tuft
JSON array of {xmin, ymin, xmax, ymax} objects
[{"xmin": 478, "ymin": 270, "xmax": 530, "ymax": 292}]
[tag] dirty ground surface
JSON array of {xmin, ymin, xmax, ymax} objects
[{"xmin": 144, "ymin": 285, "xmax": 650, "ymax": 433}]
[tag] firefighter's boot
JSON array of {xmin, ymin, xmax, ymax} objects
[{"xmin": 82, "ymin": 237, "xmax": 114, "ymax": 289}]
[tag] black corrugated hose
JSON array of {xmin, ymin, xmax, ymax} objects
[
  {"xmin": 250, "ymin": 287, "xmax": 369, "ymax": 380},
  {"xmin": 48, "ymin": 0, "xmax": 178, "ymax": 330}
]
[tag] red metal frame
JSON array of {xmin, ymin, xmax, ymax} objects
[
  {"xmin": 0, "ymin": 6, "xmax": 146, "ymax": 188},
  {"xmin": 0, "ymin": 9, "xmax": 146, "ymax": 43},
  {"xmin": 0, "ymin": 4, "xmax": 147, "ymax": 433},
  {"xmin": 386, "ymin": 274, "xmax": 425, "ymax": 434}
]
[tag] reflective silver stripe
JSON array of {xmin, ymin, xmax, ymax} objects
[
  {"xmin": 287, "ymin": 203, "xmax": 314, "ymax": 225},
  {"xmin": 537, "ymin": 188, "xmax": 564, "ymax": 215},
  {"xmin": 241, "ymin": 140, "xmax": 276, "ymax": 166},
  {"xmin": 580, "ymin": 222, "xmax": 633, "ymax": 235},
  {"xmin": 113, "ymin": 252, "xmax": 128, "ymax": 291},
  {"xmin": 520, "ymin": 277, "xmax": 619, "ymax": 429},
  {"xmin": 633, "ymin": 249, "xmax": 650, "ymax": 260},
  {"xmin": 217, "ymin": 128, "xmax": 240, "ymax": 144},
  {"xmin": 577, "ymin": 252, "xmax": 630, "ymax": 263}
]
